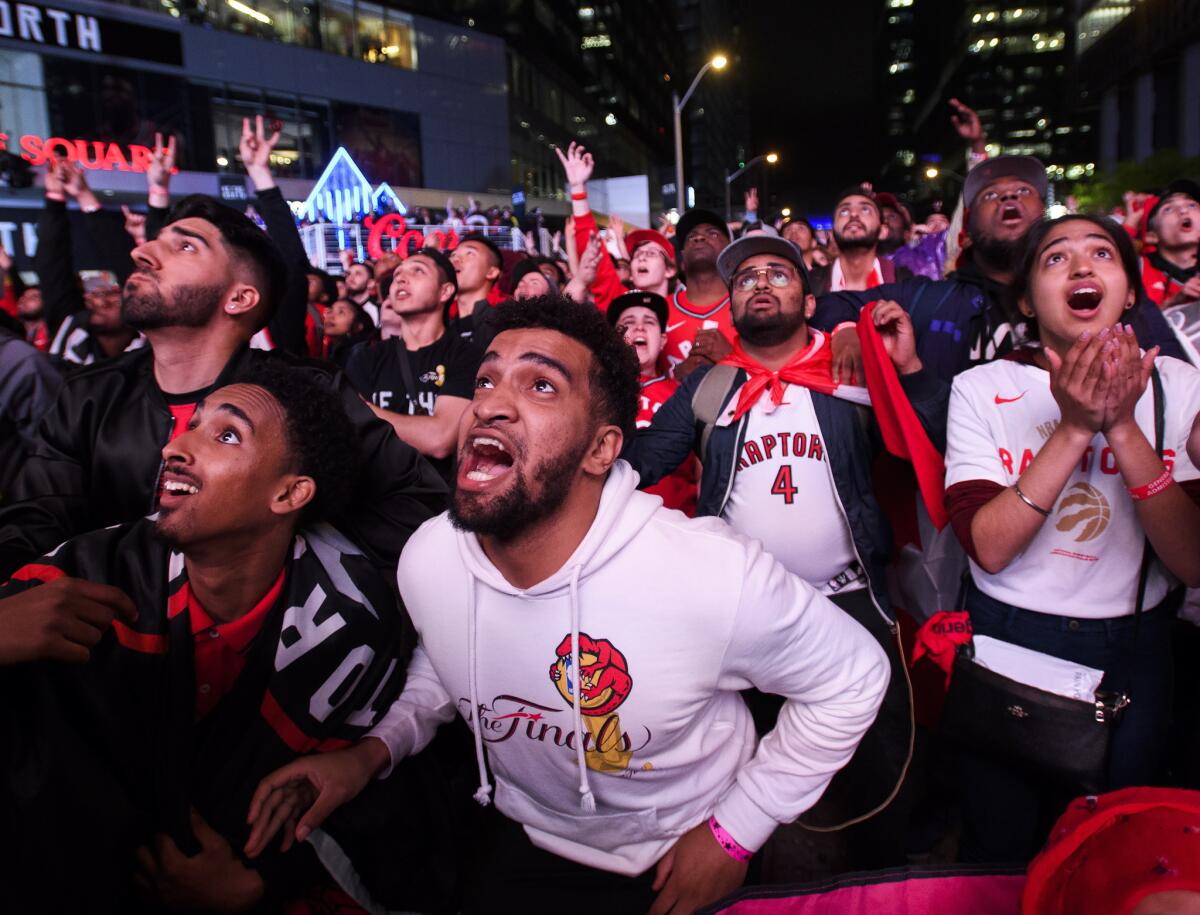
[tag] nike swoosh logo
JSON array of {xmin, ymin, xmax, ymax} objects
[
  {"xmin": 666, "ymin": 322, "xmax": 686, "ymax": 333},
  {"xmin": 994, "ymin": 392, "xmax": 1027, "ymax": 404}
]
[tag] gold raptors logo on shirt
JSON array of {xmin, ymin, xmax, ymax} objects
[
  {"xmin": 1055, "ymin": 482, "xmax": 1111, "ymax": 543},
  {"xmin": 549, "ymin": 633, "xmax": 634, "ymax": 773}
]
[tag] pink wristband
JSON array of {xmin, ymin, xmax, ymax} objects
[
  {"xmin": 1129, "ymin": 468, "xmax": 1173, "ymax": 501},
  {"xmin": 708, "ymin": 816, "xmax": 752, "ymax": 862}
]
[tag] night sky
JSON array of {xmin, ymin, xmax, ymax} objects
[{"xmin": 744, "ymin": 2, "xmax": 883, "ymax": 221}]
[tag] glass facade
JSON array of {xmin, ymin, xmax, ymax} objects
[
  {"xmin": 0, "ymin": 49, "xmax": 421, "ymax": 182},
  {"xmin": 113, "ymin": 0, "xmax": 417, "ymax": 68}
]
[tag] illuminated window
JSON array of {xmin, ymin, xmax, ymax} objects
[{"xmin": 886, "ymin": 0, "xmax": 913, "ymax": 8}]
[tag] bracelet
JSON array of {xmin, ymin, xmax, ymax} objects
[
  {"xmin": 1129, "ymin": 469, "xmax": 1173, "ymax": 501},
  {"xmin": 570, "ymin": 191, "xmax": 588, "ymax": 201},
  {"xmin": 708, "ymin": 816, "xmax": 752, "ymax": 863},
  {"xmin": 1014, "ymin": 484, "xmax": 1051, "ymax": 517}
]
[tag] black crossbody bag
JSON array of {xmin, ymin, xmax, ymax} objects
[{"xmin": 940, "ymin": 369, "xmax": 1164, "ymax": 794}]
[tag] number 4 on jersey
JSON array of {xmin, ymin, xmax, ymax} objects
[{"xmin": 771, "ymin": 464, "xmax": 798, "ymax": 504}]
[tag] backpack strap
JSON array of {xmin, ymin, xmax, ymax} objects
[{"xmin": 691, "ymin": 363, "xmax": 740, "ymax": 458}]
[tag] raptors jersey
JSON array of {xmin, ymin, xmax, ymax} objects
[
  {"xmin": 662, "ymin": 287, "xmax": 735, "ymax": 376},
  {"xmin": 945, "ymin": 354, "xmax": 1200, "ymax": 618}
]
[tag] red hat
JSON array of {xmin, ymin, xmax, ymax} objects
[
  {"xmin": 1022, "ymin": 788, "xmax": 1200, "ymax": 915},
  {"xmin": 625, "ymin": 228, "xmax": 674, "ymax": 259},
  {"xmin": 875, "ymin": 192, "xmax": 912, "ymax": 228}
]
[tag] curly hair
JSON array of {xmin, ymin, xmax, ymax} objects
[
  {"xmin": 488, "ymin": 294, "xmax": 640, "ymax": 439},
  {"xmin": 241, "ymin": 361, "xmax": 359, "ymax": 523},
  {"xmin": 165, "ymin": 194, "xmax": 288, "ymax": 332}
]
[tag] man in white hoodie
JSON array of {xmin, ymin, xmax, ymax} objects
[{"xmin": 246, "ymin": 295, "xmax": 889, "ymax": 914}]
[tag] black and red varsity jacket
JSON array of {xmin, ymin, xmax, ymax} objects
[{"xmin": 0, "ymin": 517, "xmax": 414, "ymax": 912}]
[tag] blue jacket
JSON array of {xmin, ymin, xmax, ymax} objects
[{"xmin": 623, "ymin": 361, "xmax": 949, "ymax": 622}]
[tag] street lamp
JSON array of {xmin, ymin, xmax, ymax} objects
[
  {"xmin": 724, "ymin": 152, "xmax": 780, "ymax": 222},
  {"xmin": 673, "ymin": 53, "xmax": 728, "ymax": 213}
]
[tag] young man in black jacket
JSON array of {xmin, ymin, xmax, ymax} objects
[
  {"xmin": 625, "ymin": 234, "xmax": 945, "ymax": 862},
  {"xmin": 0, "ymin": 190, "xmax": 445, "ymax": 579},
  {"xmin": 0, "ymin": 365, "xmax": 419, "ymax": 912}
]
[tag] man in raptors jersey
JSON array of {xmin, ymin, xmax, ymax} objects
[
  {"xmin": 667, "ymin": 208, "xmax": 736, "ymax": 380},
  {"xmin": 610, "ymin": 290, "xmax": 698, "ymax": 515}
]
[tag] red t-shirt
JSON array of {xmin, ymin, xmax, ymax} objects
[
  {"xmin": 638, "ymin": 373, "xmax": 698, "ymax": 516},
  {"xmin": 184, "ymin": 568, "xmax": 286, "ymax": 719},
  {"xmin": 167, "ymin": 403, "xmax": 197, "ymax": 442},
  {"xmin": 662, "ymin": 287, "xmax": 734, "ymax": 377}
]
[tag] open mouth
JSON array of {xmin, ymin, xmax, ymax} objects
[
  {"xmin": 159, "ymin": 469, "xmax": 201, "ymax": 510},
  {"xmin": 1000, "ymin": 205, "xmax": 1023, "ymax": 224},
  {"xmin": 459, "ymin": 434, "xmax": 515, "ymax": 487},
  {"xmin": 1182, "ymin": 217, "xmax": 1195, "ymax": 231},
  {"xmin": 1067, "ymin": 284, "xmax": 1103, "ymax": 314}
]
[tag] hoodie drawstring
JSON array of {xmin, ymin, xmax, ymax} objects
[
  {"xmin": 569, "ymin": 566, "xmax": 597, "ymax": 813},
  {"xmin": 466, "ymin": 574, "xmax": 493, "ymax": 807}
]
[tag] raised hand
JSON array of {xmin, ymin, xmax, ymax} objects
[
  {"xmin": 744, "ymin": 187, "xmax": 759, "ymax": 216},
  {"xmin": 43, "ymin": 157, "xmax": 65, "ymax": 199},
  {"xmin": 949, "ymin": 97, "xmax": 986, "ymax": 153},
  {"xmin": 554, "ymin": 141, "xmax": 595, "ymax": 190},
  {"xmin": 873, "ymin": 299, "xmax": 922, "ymax": 375},
  {"xmin": 121, "ymin": 205, "xmax": 147, "ymax": 245},
  {"xmin": 147, "ymin": 132, "xmax": 176, "ymax": 204},
  {"xmin": 57, "ymin": 159, "xmax": 89, "ymax": 200},
  {"xmin": 1045, "ymin": 329, "xmax": 1115, "ymax": 436},
  {"xmin": 1102, "ymin": 324, "xmax": 1157, "ymax": 434},
  {"xmin": 239, "ymin": 115, "xmax": 281, "ymax": 190}
]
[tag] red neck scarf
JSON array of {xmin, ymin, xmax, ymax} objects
[
  {"xmin": 719, "ymin": 303, "xmax": 947, "ymax": 530},
  {"xmin": 721, "ymin": 331, "xmax": 838, "ymax": 422}
]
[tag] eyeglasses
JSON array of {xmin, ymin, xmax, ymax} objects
[
  {"xmin": 979, "ymin": 185, "xmax": 1035, "ymax": 203},
  {"xmin": 631, "ymin": 247, "xmax": 668, "ymax": 262},
  {"xmin": 731, "ymin": 264, "xmax": 799, "ymax": 291}
]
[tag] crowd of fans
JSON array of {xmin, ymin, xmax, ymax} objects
[{"xmin": 3, "ymin": 98, "xmax": 1200, "ymax": 915}]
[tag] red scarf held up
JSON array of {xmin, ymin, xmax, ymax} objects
[
  {"xmin": 719, "ymin": 301, "xmax": 947, "ymax": 529},
  {"xmin": 856, "ymin": 300, "xmax": 948, "ymax": 529}
]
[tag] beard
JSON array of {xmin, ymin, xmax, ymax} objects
[
  {"xmin": 968, "ymin": 209, "xmax": 1028, "ymax": 274},
  {"xmin": 122, "ymin": 279, "xmax": 225, "ymax": 331},
  {"xmin": 734, "ymin": 299, "xmax": 807, "ymax": 347},
  {"xmin": 970, "ymin": 233, "xmax": 1024, "ymax": 274},
  {"xmin": 833, "ymin": 224, "xmax": 881, "ymax": 252},
  {"xmin": 449, "ymin": 436, "xmax": 589, "ymax": 542}
]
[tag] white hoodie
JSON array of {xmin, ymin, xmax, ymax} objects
[{"xmin": 370, "ymin": 460, "xmax": 888, "ymax": 875}]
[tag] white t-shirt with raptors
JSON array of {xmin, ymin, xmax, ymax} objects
[
  {"xmin": 946, "ymin": 354, "xmax": 1200, "ymax": 618},
  {"xmin": 721, "ymin": 385, "xmax": 865, "ymax": 595}
]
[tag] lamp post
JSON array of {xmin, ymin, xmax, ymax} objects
[
  {"xmin": 673, "ymin": 53, "xmax": 727, "ymax": 213},
  {"xmin": 724, "ymin": 152, "xmax": 779, "ymax": 222}
]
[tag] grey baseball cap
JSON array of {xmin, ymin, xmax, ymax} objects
[
  {"xmin": 962, "ymin": 155, "xmax": 1049, "ymax": 209},
  {"xmin": 716, "ymin": 235, "xmax": 810, "ymax": 289}
]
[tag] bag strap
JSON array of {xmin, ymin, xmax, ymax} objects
[
  {"xmin": 1133, "ymin": 366, "xmax": 1166, "ymax": 620},
  {"xmin": 691, "ymin": 363, "xmax": 739, "ymax": 457},
  {"xmin": 395, "ymin": 343, "xmax": 426, "ymax": 416}
]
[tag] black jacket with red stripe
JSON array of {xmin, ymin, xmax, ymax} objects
[{"xmin": 0, "ymin": 518, "xmax": 414, "ymax": 912}]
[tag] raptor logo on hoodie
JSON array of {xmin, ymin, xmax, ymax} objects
[{"xmin": 549, "ymin": 633, "xmax": 634, "ymax": 772}]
